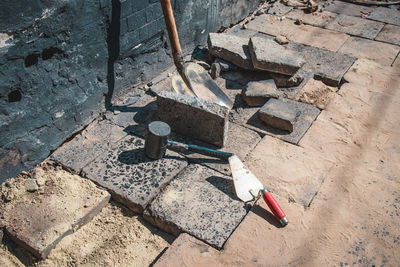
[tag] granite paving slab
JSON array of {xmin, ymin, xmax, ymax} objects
[
  {"xmin": 368, "ymin": 7, "xmax": 400, "ymax": 26},
  {"xmin": 230, "ymin": 98, "xmax": 320, "ymax": 144},
  {"xmin": 338, "ymin": 37, "xmax": 400, "ymax": 66},
  {"xmin": 375, "ymin": 24, "xmax": 400, "ymax": 46},
  {"xmin": 285, "ymin": 9, "xmax": 337, "ymax": 27},
  {"xmin": 326, "ymin": 14, "xmax": 384, "ymax": 39},
  {"xmin": 51, "ymin": 119, "xmax": 127, "ymax": 173},
  {"xmin": 82, "ymin": 135, "xmax": 188, "ymax": 213},
  {"xmin": 0, "ymin": 164, "xmax": 110, "ymax": 259},
  {"xmin": 259, "ymin": 98, "xmax": 299, "ymax": 132},
  {"xmin": 242, "ymin": 79, "xmax": 281, "ymax": 107},
  {"xmin": 324, "ymin": 0, "xmax": 374, "ymax": 17},
  {"xmin": 144, "ymin": 164, "xmax": 250, "ymax": 249},
  {"xmin": 267, "ymin": 1, "xmax": 293, "ymax": 16}
]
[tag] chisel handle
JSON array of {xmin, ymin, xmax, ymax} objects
[{"xmin": 262, "ymin": 188, "xmax": 288, "ymax": 226}]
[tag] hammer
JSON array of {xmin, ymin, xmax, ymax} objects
[{"xmin": 144, "ymin": 121, "xmax": 233, "ymax": 160}]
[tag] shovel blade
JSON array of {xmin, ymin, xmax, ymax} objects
[
  {"xmin": 229, "ymin": 155, "xmax": 264, "ymax": 202},
  {"xmin": 171, "ymin": 62, "xmax": 233, "ymax": 109}
]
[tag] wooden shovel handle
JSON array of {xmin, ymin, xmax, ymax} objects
[{"xmin": 160, "ymin": 0, "xmax": 183, "ymax": 69}]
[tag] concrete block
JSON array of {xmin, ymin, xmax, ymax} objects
[
  {"xmin": 144, "ymin": 164, "xmax": 250, "ymax": 249},
  {"xmin": 368, "ymin": 7, "xmax": 400, "ymax": 26},
  {"xmin": 285, "ymin": 10, "xmax": 337, "ymax": 27},
  {"xmin": 157, "ymin": 91, "xmax": 229, "ymax": 148},
  {"xmin": 338, "ymin": 37, "xmax": 400, "ymax": 66},
  {"xmin": 259, "ymin": 98, "xmax": 299, "ymax": 132},
  {"xmin": 207, "ymin": 33, "xmax": 253, "ymax": 70},
  {"xmin": 230, "ymin": 98, "xmax": 320, "ymax": 144},
  {"xmin": 51, "ymin": 119, "xmax": 127, "ymax": 173},
  {"xmin": 375, "ymin": 24, "xmax": 400, "ymax": 46},
  {"xmin": 324, "ymin": 1, "xmax": 374, "ymax": 17},
  {"xmin": 82, "ymin": 135, "xmax": 187, "ymax": 213},
  {"xmin": 249, "ymin": 37, "xmax": 305, "ymax": 75},
  {"xmin": 326, "ymin": 14, "xmax": 384, "ymax": 39},
  {"xmin": 0, "ymin": 165, "xmax": 110, "ymax": 259},
  {"xmin": 242, "ymin": 80, "xmax": 280, "ymax": 107}
]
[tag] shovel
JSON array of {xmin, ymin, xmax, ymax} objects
[
  {"xmin": 229, "ymin": 155, "xmax": 288, "ymax": 226},
  {"xmin": 160, "ymin": 0, "xmax": 233, "ymax": 109}
]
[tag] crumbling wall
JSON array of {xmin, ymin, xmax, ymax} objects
[{"xmin": 0, "ymin": 0, "xmax": 262, "ymax": 183}]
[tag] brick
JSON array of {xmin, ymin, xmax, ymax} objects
[
  {"xmin": 247, "ymin": 14, "xmax": 349, "ymax": 52},
  {"xmin": 207, "ymin": 33, "xmax": 253, "ymax": 70},
  {"xmin": 0, "ymin": 165, "xmax": 110, "ymax": 259},
  {"xmin": 338, "ymin": 37, "xmax": 400, "ymax": 66},
  {"xmin": 375, "ymin": 24, "xmax": 400, "ymax": 46},
  {"xmin": 157, "ymin": 91, "xmax": 229, "ymax": 148},
  {"xmin": 267, "ymin": 1, "xmax": 293, "ymax": 16},
  {"xmin": 144, "ymin": 164, "xmax": 249, "ymax": 249},
  {"xmin": 368, "ymin": 7, "xmax": 400, "ymax": 26},
  {"xmin": 246, "ymin": 135, "xmax": 333, "ymax": 206},
  {"xmin": 231, "ymin": 98, "xmax": 320, "ymax": 144},
  {"xmin": 295, "ymin": 78, "xmax": 337, "ymax": 110},
  {"xmin": 51, "ymin": 119, "xmax": 127, "ymax": 173},
  {"xmin": 326, "ymin": 14, "xmax": 384, "ymax": 39},
  {"xmin": 324, "ymin": 0, "xmax": 374, "ymax": 17},
  {"xmin": 242, "ymin": 79, "xmax": 281, "ymax": 107},
  {"xmin": 249, "ymin": 37, "xmax": 305, "ymax": 75},
  {"xmin": 82, "ymin": 135, "xmax": 187, "ymax": 213},
  {"xmin": 286, "ymin": 9, "xmax": 337, "ymax": 27},
  {"xmin": 259, "ymin": 98, "xmax": 298, "ymax": 132}
]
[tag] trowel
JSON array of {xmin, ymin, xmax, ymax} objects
[
  {"xmin": 229, "ymin": 155, "xmax": 288, "ymax": 226},
  {"xmin": 160, "ymin": 0, "xmax": 233, "ymax": 109}
]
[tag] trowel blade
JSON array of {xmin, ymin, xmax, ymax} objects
[{"xmin": 229, "ymin": 155, "xmax": 264, "ymax": 202}]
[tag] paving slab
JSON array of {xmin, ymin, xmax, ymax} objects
[
  {"xmin": 51, "ymin": 119, "xmax": 127, "ymax": 173},
  {"xmin": 246, "ymin": 135, "xmax": 333, "ymax": 206},
  {"xmin": 207, "ymin": 33, "xmax": 253, "ymax": 70},
  {"xmin": 324, "ymin": 0, "xmax": 374, "ymax": 17},
  {"xmin": 82, "ymin": 135, "xmax": 188, "ymax": 213},
  {"xmin": 259, "ymin": 98, "xmax": 299, "ymax": 132},
  {"xmin": 242, "ymin": 79, "xmax": 281, "ymax": 107},
  {"xmin": 267, "ymin": 1, "xmax": 294, "ymax": 16},
  {"xmin": 249, "ymin": 37, "xmax": 305, "ymax": 75},
  {"xmin": 326, "ymin": 14, "xmax": 384, "ymax": 39},
  {"xmin": 231, "ymin": 98, "xmax": 320, "ymax": 144},
  {"xmin": 286, "ymin": 9, "xmax": 337, "ymax": 27},
  {"xmin": 295, "ymin": 78, "xmax": 337, "ymax": 109},
  {"xmin": 105, "ymin": 92, "xmax": 158, "ymax": 137},
  {"xmin": 368, "ymin": 7, "xmax": 400, "ymax": 26},
  {"xmin": 338, "ymin": 37, "xmax": 400, "ymax": 66},
  {"xmin": 0, "ymin": 164, "xmax": 110, "ymax": 259},
  {"xmin": 247, "ymin": 14, "xmax": 349, "ymax": 51},
  {"xmin": 394, "ymin": 54, "xmax": 400, "ymax": 68},
  {"xmin": 157, "ymin": 91, "xmax": 229, "ymax": 148},
  {"xmin": 375, "ymin": 24, "xmax": 400, "ymax": 46},
  {"xmin": 144, "ymin": 164, "xmax": 250, "ymax": 249},
  {"xmin": 172, "ymin": 122, "xmax": 261, "ymax": 176}
]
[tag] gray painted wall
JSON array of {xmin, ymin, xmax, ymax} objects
[{"xmin": 0, "ymin": 0, "xmax": 262, "ymax": 183}]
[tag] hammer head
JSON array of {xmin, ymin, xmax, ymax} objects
[{"xmin": 144, "ymin": 121, "xmax": 171, "ymax": 160}]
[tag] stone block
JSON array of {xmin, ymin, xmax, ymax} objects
[
  {"xmin": 295, "ymin": 78, "xmax": 337, "ymax": 110},
  {"xmin": 286, "ymin": 9, "xmax": 337, "ymax": 27},
  {"xmin": 324, "ymin": 0, "xmax": 374, "ymax": 17},
  {"xmin": 0, "ymin": 165, "xmax": 110, "ymax": 259},
  {"xmin": 368, "ymin": 7, "xmax": 400, "ymax": 26},
  {"xmin": 157, "ymin": 91, "xmax": 229, "ymax": 148},
  {"xmin": 338, "ymin": 37, "xmax": 400, "ymax": 66},
  {"xmin": 51, "ymin": 120, "xmax": 127, "ymax": 173},
  {"xmin": 144, "ymin": 164, "xmax": 250, "ymax": 249},
  {"xmin": 249, "ymin": 37, "xmax": 305, "ymax": 75},
  {"xmin": 207, "ymin": 33, "xmax": 253, "ymax": 70},
  {"xmin": 375, "ymin": 24, "xmax": 400, "ymax": 46},
  {"xmin": 230, "ymin": 98, "xmax": 320, "ymax": 144},
  {"xmin": 247, "ymin": 14, "xmax": 349, "ymax": 52},
  {"xmin": 242, "ymin": 79, "xmax": 281, "ymax": 107},
  {"xmin": 259, "ymin": 98, "xmax": 299, "ymax": 132},
  {"xmin": 82, "ymin": 136, "xmax": 187, "ymax": 213},
  {"xmin": 267, "ymin": 1, "xmax": 293, "ymax": 16},
  {"xmin": 326, "ymin": 14, "xmax": 384, "ymax": 39},
  {"xmin": 246, "ymin": 135, "xmax": 333, "ymax": 206}
]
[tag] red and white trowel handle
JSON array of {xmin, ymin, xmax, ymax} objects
[{"xmin": 261, "ymin": 188, "xmax": 288, "ymax": 226}]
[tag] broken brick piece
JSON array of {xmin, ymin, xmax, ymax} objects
[
  {"xmin": 157, "ymin": 91, "xmax": 229, "ymax": 148},
  {"xmin": 259, "ymin": 98, "xmax": 299, "ymax": 132},
  {"xmin": 242, "ymin": 80, "xmax": 280, "ymax": 107},
  {"xmin": 249, "ymin": 37, "xmax": 305, "ymax": 75}
]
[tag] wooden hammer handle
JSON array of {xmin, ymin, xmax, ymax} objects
[{"xmin": 160, "ymin": 0, "xmax": 183, "ymax": 69}]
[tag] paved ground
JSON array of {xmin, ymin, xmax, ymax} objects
[{"xmin": 1, "ymin": 0, "xmax": 399, "ymax": 266}]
